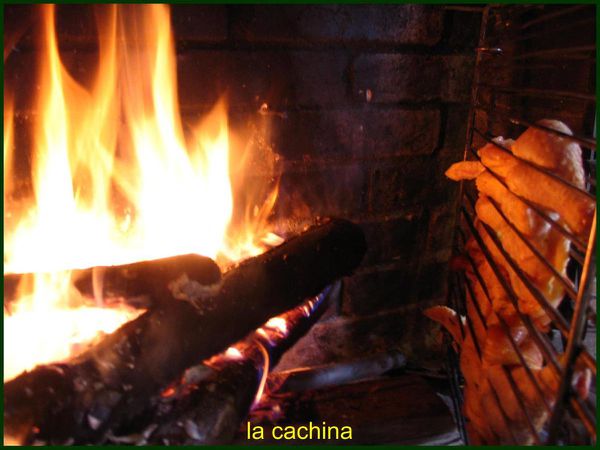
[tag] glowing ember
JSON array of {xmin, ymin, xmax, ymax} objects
[
  {"xmin": 4, "ymin": 5, "xmax": 278, "ymax": 381},
  {"xmin": 265, "ymin": 316, "xmax": 288, "ymax": 335},
  {"xmin": 224, "ymin": 346, "xmax": 244, "ymax": 361},
  {"xmin": 160, "ymin": 386, "xmax": 177, "ymax": 399}
]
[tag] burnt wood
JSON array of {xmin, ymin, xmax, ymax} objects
[
  {"xmin": 4, "ymin": 253, "xmax": 222, "ymax": 308},
  {"xmin": 266, "ymin": 350, "xmax": 407, "ymax": 394},
  {"xmin": 73, "ymin": 253, "xmax": 222, "ymax": 303},
  {"xmin": 147, "ymin": 351, "xmax": 264, "ymax": 445},
  {"xmin": 4, "ymin": 219, "xmax": 366, "ymax": 444},
  {"xmin": 134, "ymin": 284, "xmax": 336, "ymax": 445}
]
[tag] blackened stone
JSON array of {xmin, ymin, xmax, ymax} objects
[
  {"xmin": 177, "ymin": 50, "xmax": 349, "ymax": 111},
  {"xmin": 272, "ymin": 108, "xmax": 440, "ymax": 161},
  {"xmin": 231, "ymin": 5, "xmax": 443, "ymax": 46},
  {"xmin": 276, "ymin": 163, "xmax": 368, "ymax": 219},
  {"xmin": 368, "ymin": 155, "xmax": 458, "ymax": 214},
  {"xmin": 353, "ymin": 54, "xmax": 443, "ymax": 103},
  {"xmin": 358, "ymin": 211, "xmax": 424, "ymax": 267},
  {"xmin": 171, "ymin": 5, "xmax": 228, "ymax": 43},
  {"xmin": 343, "ymin": 266, "xmax": 419, "ymax": 316}
]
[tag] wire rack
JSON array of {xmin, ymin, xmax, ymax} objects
[{"xmin": 447, "ymin": 5, "xmax": 596, "ymax": 445}]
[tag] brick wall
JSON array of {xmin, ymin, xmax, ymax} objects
[{"xmin": 4, "ymin": 5, "xmax": 482, "ymax": 369}]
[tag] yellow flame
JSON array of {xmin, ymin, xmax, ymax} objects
[{"xmin": 4, "ymin": 5, "xmax": 278, "ymax": 381}]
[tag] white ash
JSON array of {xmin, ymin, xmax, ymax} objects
[{"xmin": 168, "ymin": 273, "xmax": 222, "ymax": 310}]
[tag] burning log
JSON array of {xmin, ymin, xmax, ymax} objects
[
  {"xmin": 4, "ymin": 219, "xmax": 366, "ymax": 444},
  {"xmin": 118, "ymin": 283, "xmax": 338, "ymax": 445},
  {"xmin": 73, "ymin": 253, "xmax": 222, "ymax": 307},
  {"xmin": 4, "ymin": 254, "xmax": 222, "ymax": 308}
]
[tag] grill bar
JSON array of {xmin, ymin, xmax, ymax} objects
[
  {"xmin": 448, "ymin": 4, "xmax": 597, "ymax": 444},
  {"xmin": 474, "ymin": 105, "xmax": 597, "ymax": 149},
  {"xmin": 473, "ymin": 127, "xmax": 595, "ymax": 200},
  {"xmin": 570, "ymin": 396, "xmax": 597, "ymax": 438},
  {"xmin": 466, "ymin": 145, "xmax": 588, "ymax": 252},
  {"xmin": 546, "ymin": 212, "xmax": 597, "ymax": 443},
  {"xmin": 514, "ymin": 17, "xmax": 595, "ymax": 43},
  {"xmin": 461, "ymin": 206, "xmax": 563, "ymax": 376},
  {"xmin": 449, "ymin": 262, "xmax": 468, "ymax": 343},
  {"xmin": 503, "ymin": 365, "xmax": 542, "ymax": 444},
  {"xmin": 471, "ymin": 149, "xmax": 585, "ymax": 253},
  {"xmin": 463, "ymin": 191, "xmax": 596, "ymax": 377},
  {"xmin": 459, "ymin": 157, "xmax": 597, "ymax": 441},
  {"xmin": 570, "ymin": 247, "xmax": 586, "ymax": 266},
  {"xmin": 445, "ymin": 347, "xmax": 468, "ymax": 445},
  {"xmin": 449, "ymin": 267, "xmax": 524, "ymax": 445},
  {"xmin": 511, "ymin": 45, "xmax": 595, "ymax": 61},
  {"xmin": 453, "ymin": 243, "xmax": 548, "ymax": 444},
  {"xmin": 460, "ymin": 272, "xmax": 487, "ymax": 331},
  {"xmin": 463, "ymin": 192, "xmax": 571, "ymax": 333},
  {"xmin": 461, "ymin": 270, "xmax": 544, "ymax": 444},
  {"xmin": 458, "ymin": 262, "xmax": 553, "ymax": 415},
  {"xmin": 518, "ymin": 5, "xmax": 589, "ymax": 30},
  {"xmin": 476, "ymin": 84, "xmax": 596, "ymax": 103},
  {"xmin": 484, "ymin": 196, "xmax": 578, "ymax": 300}
]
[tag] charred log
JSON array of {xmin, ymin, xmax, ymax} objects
[
  {"xmin": 4, "ymin": 219, "xmax": 366, "ymax": 444},
  {"xmin": 126, "ymin": 283, "xmax": 337, "ymax": 445},
  {"xmin": 266, "ymin": 351, "xmax": 407, "ymax": 394},
  {"xmin": 73, "ymin": 253, "xmax": 222, "ymax": 307},
  {"xmin": 4, "ymin": 253, "xmax": 222, "ymax": 308}
]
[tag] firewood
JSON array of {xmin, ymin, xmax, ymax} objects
[
  {"xmin": 73, "ymin": 253, "xmax": 222, "ymax": 307},
  {"xmin": 266, "ymin": 351, "xmax": 407, "ymax": 394},
  {"xmin": 124, "ymin": 283, "xmax": 337, "ymax": 445},
  {"xmin": 4, "ymin": 253, "xmax": 222, "ymax": 308},
  {"xmin": 4, "ymin": 219, "xmax": 366, "ymax": 444}
]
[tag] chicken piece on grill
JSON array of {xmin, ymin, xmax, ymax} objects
[
  {"xmin": 475, "ymin": 195, "xmax": 549, "ymax": 280},
  {"xmin": 424, "ymin": 305, "xmax": 592, "ymax": 445},
  {"xmin": 511, "ymin": 119, "xmax": 586, "ymax": 188},
  {"xmin": 431, "ymin": 120, "xmax": 594, "ymax": 445},
  {"xmin": 475, "ymin": 137, "xmax": 516, "ymax": 177},
  {"xmin": 445, "ymin": 160, "xmax": 486, "ymax": 181},
  {"xmin": 478, "ymin": 127, "xmax": 593, "ymax": 240},
  {"xmin": 503, "ymin": 162, "xmax": 594, "ymax": 241},
  {"xmin": 475, "ymin": 171, "xmax": 549, "ymax": 237},
  {"xmin": 482, "ymin": 324, "xmax": 542, "ymax": 369},
  {"xmin": 474, "ymin": 196, "xmax": 569, "ymax": 328}
]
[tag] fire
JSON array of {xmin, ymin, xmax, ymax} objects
[{"xmin": 4, "ymin": 5, "xmax": 278, "ymax": 381}]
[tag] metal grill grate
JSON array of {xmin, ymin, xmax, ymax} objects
[{"xmin": 447, "ymin": 5, "xmax": 596, "ymax": 445}]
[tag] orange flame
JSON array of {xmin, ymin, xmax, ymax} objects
[{"xmin": 4, "ymin": 5, "xmax": 278, "ymax": 381}]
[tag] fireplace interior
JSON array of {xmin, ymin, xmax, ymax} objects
[{"xmin": 3, "ymin": 4, "xmax": 596, "ymax": 446}]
